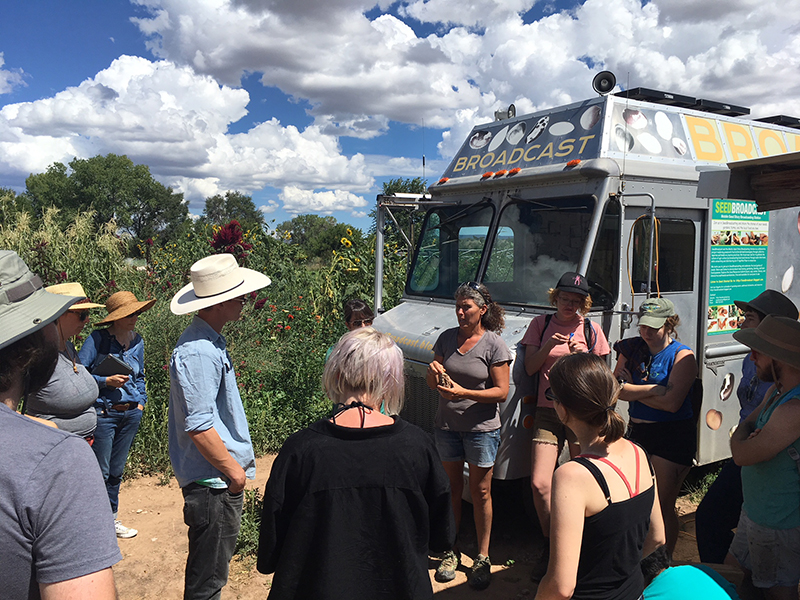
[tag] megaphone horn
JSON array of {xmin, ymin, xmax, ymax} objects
[{"xmin": 592, "ymin": 71, "xmax": 616, "ymax": 96}]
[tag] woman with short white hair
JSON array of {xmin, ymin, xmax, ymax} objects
[{"xmin": 258, "ymin": 327, "xmax": 454, "ymax": 600}]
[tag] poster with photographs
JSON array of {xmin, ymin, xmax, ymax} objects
[{"xmin": 708, "ymin": 199, "xmax": 769, "ymax": 336}]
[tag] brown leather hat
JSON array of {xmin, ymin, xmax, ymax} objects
[{"xmin": 733, "ymin": 315, "xmax": 800, "ymax": 369}]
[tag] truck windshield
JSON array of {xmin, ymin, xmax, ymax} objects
[
  {"xmin": 484, "ymin": 196, "xmax": 619, "ymax": 307},
  {"xmin": 408, "ymin": 201, "xmax": 495, "ymax": 297}
]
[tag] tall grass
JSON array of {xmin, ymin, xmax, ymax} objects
[{"xmin": 0, "ymin": 210, "xmax": 406, "ymax": 481}]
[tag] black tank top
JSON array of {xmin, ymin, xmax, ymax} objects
[{"xmin": 570, "ymin": 443, "xmax": 655, "ymax": 600}]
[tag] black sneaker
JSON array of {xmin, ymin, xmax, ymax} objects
[
  {"xmin": 469, "ymin": 554, "xmax": 491, "ymax": 590},
  {"xmin": 435, "ymin": 549, "xmax": 459, "ymax": 583},
  {"xmin": 530, "ymin": 545, "xmax": 549, "ymax": 583}
]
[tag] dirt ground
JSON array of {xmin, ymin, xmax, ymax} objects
[{"xmin": 112, "ymin": 454, "xmax": 702, "ymax": 599}]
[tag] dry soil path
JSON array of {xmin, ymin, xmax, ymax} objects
[{"xmin": 113, "ymin": 455, "xmax": 701, "ymax": 599}]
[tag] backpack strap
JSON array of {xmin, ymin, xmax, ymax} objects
[
  {"xmin": 584, "ymin": 318, "xmax": 597, "ymax": 352},
  {"xmin": 539, "ymin": 313, "xmax": 554, "ymax": 346},
  {"xmin": 97, "ymin": 328, "xmax": 112, "ymax": 357}
]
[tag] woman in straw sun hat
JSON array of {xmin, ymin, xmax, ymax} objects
[
  {"xmin": 79, "ymin": 289, "xmax": 156, "ymax": 539},
  {"xmin": 25, "ymin": 282, "xmax": 105, "ymax": 438}
]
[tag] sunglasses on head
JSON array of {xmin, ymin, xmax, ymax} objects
[
  {"xmin": 462, "ymin": 281, "xmax": 489, "ymax": 304},
  {"xmin": 545, "ymin": 388, "xmax": 559, "ymax": 404}
]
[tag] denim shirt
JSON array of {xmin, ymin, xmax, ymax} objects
[
  {"xmin": 168, "ymin": 315, "xmax": 255, "ymax": 488},
  {"xmin": 78, "ymin": 329, "xmax": 147, "ymax": 411},
  {"xmin": 737, "ymin": 352, "xmax": 772, "ymax": 423}
]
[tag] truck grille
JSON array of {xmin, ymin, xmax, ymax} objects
[{"xmin": 401, "ymin": 372, "xmax": 438, "ymax": 433}]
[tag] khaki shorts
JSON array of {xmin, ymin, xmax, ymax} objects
[
  {"xmin": 531, "ymin": 406, "xmax": 577, "ymax": 447},
  {"xmin": 729, "ymin": 510, "xmax": 800, "ymax": 589}
]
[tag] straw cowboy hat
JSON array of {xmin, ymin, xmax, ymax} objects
[
  {"xmin": 45, "ymin": 282, "xmax": 105, "ymax": 309},
  {"xmin": 733, "ymin": 315, "xmax": 800, "ymax": 370},
  {"xmin": 95, "ymin": 291, "xmax": 156, "ymax": 325},
  {"xmin": 734, "ymin": 289, "xmax": 799, "ymax": 320},
  {"xmin": 0, "ymin": 251, "xmax": 80, "ymax": 350},
  {"xmin": 170, "ymin": 253, "xmax": 271, "ymax": 315}
]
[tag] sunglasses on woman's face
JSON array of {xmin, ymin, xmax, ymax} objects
[
  {"xmin": 349, "ymin": 318, "xmax": 373, "ymax": 327},
  {"xmin": 76, "ymin": 311, "xmax": 90, "ymax": 322}
]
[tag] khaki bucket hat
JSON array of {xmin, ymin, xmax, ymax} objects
[{"xmin": 0, "ymin": 251, "xmax": 80, "ymax": 350}]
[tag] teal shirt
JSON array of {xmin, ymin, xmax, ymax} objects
[
  {"xmin": 645, "ymin": 565, "xmax": 740, "ymax": 600},
  {"xmin": 741, "ymin": 385, "xmax": 800, "ymax": 529}
]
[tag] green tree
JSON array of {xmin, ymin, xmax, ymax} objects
[
  {"xmin": 25, "ymin": 162, "xmax": 74, "ymax": 216},
  {"xmin": 24, "ymin": 154, "xmax": 189, "ymax": 246},
  {"xmin": 201, "ymin": 190, "xmax": 264, "ymax": 232},
  {"xmin": 277, "ymin": 214, "xmax": 363, "ymax": 263},
  {"xmin": 371, "ymin": 176, "xmax": 428, "ymax": 260}
]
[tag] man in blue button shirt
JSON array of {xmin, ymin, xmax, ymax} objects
[{"xmin": 169, "ymin": 253, "xmax": 271, "ymax": 600}]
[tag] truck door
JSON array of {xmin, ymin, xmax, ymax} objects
[{"xmin": 618, "ymin": 200, "xmax": 710, "ymax": 461}]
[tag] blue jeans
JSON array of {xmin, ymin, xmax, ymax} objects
[
  {"xmin": 91, "ymin": 406, "xmax": 143, "ymax": 514},
  {"xmin": 695, "ymin": 459, "xmax": 743, "ymax": 563},
  {"xmin": 182, "ymin": 483, "xmax": 244, "ymax": 600}
]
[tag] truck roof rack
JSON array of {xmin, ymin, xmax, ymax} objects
[
  {"xmin": 694, "ymin": 98, "xmax": 750, "ymax": 117},
  {"xmin": 614, "ymin": 87, "xmax": 750, "ymax": 117},
  {"xmin": 614, "ymin": 87, "xmax": 696, "ymax": 107},
  {"xmin": 754, "ymin": 115, "xmax": 800, "ymax": 130}
]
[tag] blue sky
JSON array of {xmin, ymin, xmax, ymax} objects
[{"xmin": 2, "ymin": 0, "xmax": 800, "ymax": 233}]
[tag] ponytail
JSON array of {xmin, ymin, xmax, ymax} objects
[{"xmin": 549, "ymin": 353, "xmax": 623, "ymax": 442}]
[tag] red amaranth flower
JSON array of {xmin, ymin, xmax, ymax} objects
[
  {"xmin": 254, "ymin": 299, "xmax": 266, "ymax": 310},
  {"xmin": 210, "ymin": 220, "xmax": 252, "ymax": 260}
]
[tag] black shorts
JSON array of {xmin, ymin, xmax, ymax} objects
[{"xmin": 626, "ymin": 418, "xmax": 697, "ymax": 466}]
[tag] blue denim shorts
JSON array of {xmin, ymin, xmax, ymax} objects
[{"xmin": 435, "ymin": 428, "xmax": 501, "ymax": 468}]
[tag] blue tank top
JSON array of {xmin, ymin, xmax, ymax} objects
[{"xmin": 616, "ymin": 337, "xmax": 694, "ymax": 422}]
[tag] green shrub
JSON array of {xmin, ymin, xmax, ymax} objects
[
  {"xmin": 0, "ymin": 211, "xmax": 408, "ymax": 478},
  {"xmin": 235, "ymin": 488, "xmax": 264, "ymax": 558}
]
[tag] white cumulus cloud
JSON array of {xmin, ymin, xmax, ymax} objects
[
  {"xmin": 0, "ymin": 53, "xmax": 26, "ymax": 95},
  {"xmin": 279, "ymin": 186, "xmax": 368, "ymax": 215}
]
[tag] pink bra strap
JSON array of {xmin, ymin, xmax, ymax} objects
[{"xmin": 577, "ymin": 446, "xmax": 641, "ymax": 498}]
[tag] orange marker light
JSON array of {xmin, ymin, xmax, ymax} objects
[
  {"xmin": 481, "ymin": 171, "xmax": 494, "ymax": 179},
  {"xmin": 566, "ymin": 159, "xmax": 581, "ymax": 167}
]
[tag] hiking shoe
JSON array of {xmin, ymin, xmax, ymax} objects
[
  {"xmin": 435, "ymin": 549, "xmax": 460, "ymax": 582},
  {"xmin": 115, "ymin": 520, "xmax": 138, "ymax": 539},
  {"xmin": 530, "ymin": 544, "xmax": 549, "ymax": 583},
  {"xmin": 469, "ymin": 554, "xmax": 492, "ymax": 590}
]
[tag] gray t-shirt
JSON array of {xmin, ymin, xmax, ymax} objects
[
  {"xmin": 26, "ymin": 344, "xmax": 99, "ymax": 437},
  {"xmin": 0, "ymin": 404, "xmax": 121, "ymax": 599},
  {"xmin": 433, "ymin": 328, "xmax": 513, "ymax": 432}
]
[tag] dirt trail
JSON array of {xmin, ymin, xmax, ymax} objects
[{"xmin": 113, "ymin": 455, "xmax": 700, "ymax": 599}]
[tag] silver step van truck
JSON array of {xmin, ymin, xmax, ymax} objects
[{"xmin": 373, "ymin": 84, "xmax": 800, "ymax": 483}]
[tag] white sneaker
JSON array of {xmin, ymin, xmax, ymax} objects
[{"xmin": 115, "ymin": 520, "xmax": 138, "ymax": 539}]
